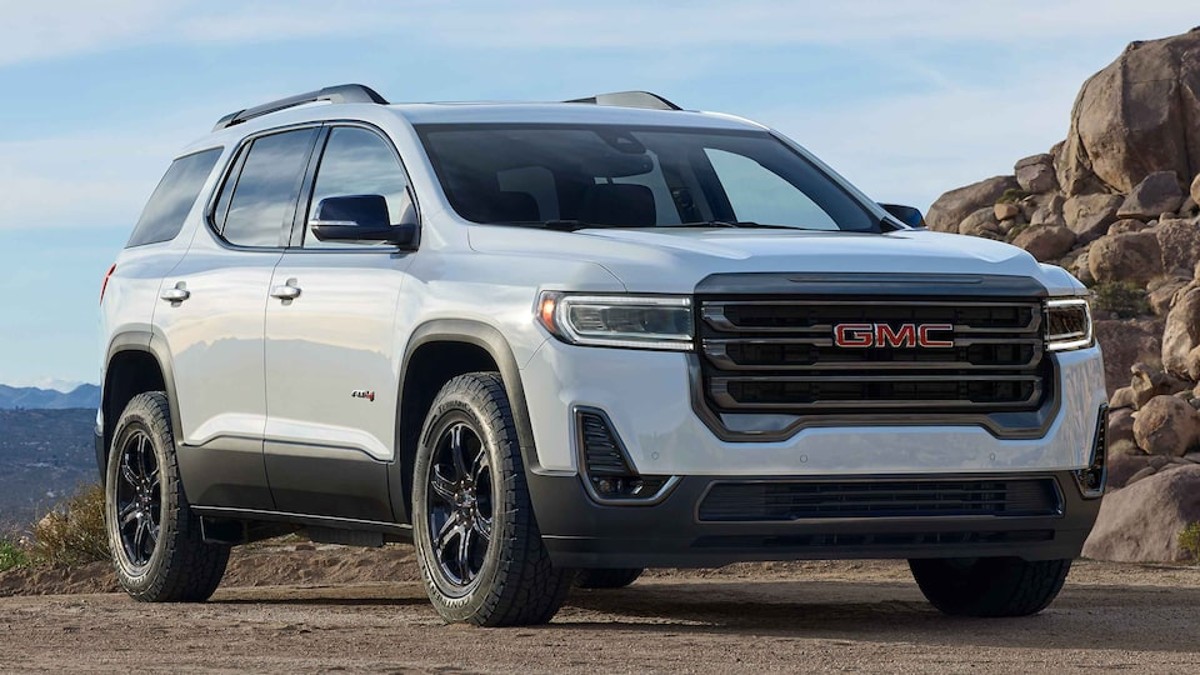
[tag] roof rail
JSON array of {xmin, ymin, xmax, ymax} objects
[
  {"xmin": 565, "ymin": 90, "xmax": 681, "ymax": 111},
  {"xmin": 213, "ymin": 84, "xmax": 388, "ymax": 131}
]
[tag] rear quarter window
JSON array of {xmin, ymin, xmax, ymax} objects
[{"xmin": 127, "ymin": 148, "xmax": 222, "ymax": 247}]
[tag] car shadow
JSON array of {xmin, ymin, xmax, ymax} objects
[{"xmin": 554, "ymin": 579, "xmax": 1200, "ymax": 653}]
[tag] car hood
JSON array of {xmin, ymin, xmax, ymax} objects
[{"xmin": 467, "ymin": 226, "xmax": 1084, "ymax": 296}]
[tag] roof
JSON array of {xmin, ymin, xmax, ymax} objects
[{"xmin": 386, "ymin": 102, "xmax": 764, "ymax": 130}]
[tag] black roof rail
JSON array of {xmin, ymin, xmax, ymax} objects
[
  {"xmin": 213, "ymin": 84, "xmax": 388, "ymax": 131},
  {"xmin": 565, "ymin": 90, "xmax": 681, "ymax": 111}
]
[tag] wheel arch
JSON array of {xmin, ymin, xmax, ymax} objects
[
  {"xmin": 100, "ymin": 331, "xmax": 181, "ymax": 484},
  {"xmin": 391, "ymin": 319, "xmax": 539, "ymax": 524}
]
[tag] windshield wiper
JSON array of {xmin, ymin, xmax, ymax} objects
[
  {"xmin": 678, "ymin": 220, "xmax": 805, "ymax": 230},
  {"xmin": 499, "ymin": 220, "xmax": 594, "ymax": 232}
]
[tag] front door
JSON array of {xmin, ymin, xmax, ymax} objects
[{"xmin": 264, "ymin": 125, "xmax": 416, "ymax": 521}]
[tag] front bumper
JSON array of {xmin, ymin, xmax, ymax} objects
[
  {"xmin": 528, "ymin": 470, "xmax": 1101, "ymax": 568},
  {"xmin": 521, "ymin": 341, "xmax": 1107, "ymax": 476}
]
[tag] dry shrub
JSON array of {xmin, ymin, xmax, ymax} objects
[
  {"xmin": 30, "ymin": 484, "xmax": 110, "ymax": 567},
  {"xmin": 1181, "ymin": 522, "xmax": 1200, "ymax": 561},
  {"xmin": 0, "ymin": 538, "xmax": 29, "ymax": 572}
]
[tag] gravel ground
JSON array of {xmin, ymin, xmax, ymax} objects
[{"xmin": 2, "ymin": 555, "xmax": 1200, "ymax": 673}]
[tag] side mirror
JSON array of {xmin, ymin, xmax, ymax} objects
[
  {"xmin": 310, "ymin": 194, "xmax": 417, "ymax": 247},
  {"xmin": 879, "ymin": 203, "xmax": 926, "ymax": 229}
]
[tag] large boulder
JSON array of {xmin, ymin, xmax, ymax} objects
[
  {"xmin": 957, "ymin": 207, "xmax": 1001, "ymax": 238},
  {"xmin": 1192, "ymin": 173, "xmax": 1200, "ymax": 206},
  {"xmin": 925, "ymin": 175, "xmax": 1020, "ymax": 233},
  {"xmin": 1082, "ymin": 464, "xmax": 1200, "ymax": 562},
  {"xmin": 1118, "ymin": 171, "xmax": 1185, "ymax": 219},
  {"xmin": 1162, "ymin": 283, "xmax": 1200, "ymax": 378},
  {"xmin": 1063, "ymin": 193, "xmax": 1122, "ymax": 243},
  {"xmin": 1132, "ymin": 395, "xmax": 1200, "ymax": 456},
  {"xmin": 1155, "ymin": 216, "xmax": 1200, "ymax": 272},
  {"xmin": 1108, "ymin": 407, "xmax": 1138, "ymax": 457},
  {"xmin": 1087, "ymin": 231, "xmax": 1163, "ymax": 284},
  {"xmin": 1056, "ymin": 29, "xmax": 1200, "ymax": 196},
  {"xmin": 1095, "ymin": 318, "xmax": 1163, "ymax": 396},
  {"xmin": 1011, "ymin": 225, "xmax": 1075, "ymax": 261},
  {"xmin": 1014, "ymin": 154, "xmax": 1057, "ymax": 193},
  {"xmin": 1029, "ymin": 193, "xmax": 1066, "ymax": 227},
  {"xmin": 1130, "ymin": 363, "xmax": 1189, "ymax": 408}
]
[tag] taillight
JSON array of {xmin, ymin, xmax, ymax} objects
[{"xmin": 101, "ymin": 264, "xmax": 117, "ymax": 303}]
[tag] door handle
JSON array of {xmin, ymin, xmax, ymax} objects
[
  {"xmin": 270, "ymin": 280, "xmax": 302, "ymax": 300},
  {"xmin": 160, "ymin": 284, "xmax": 190, "ymax": 303}
]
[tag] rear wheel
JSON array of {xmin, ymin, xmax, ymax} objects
[
  {"xmin": 104, "ymin": 392, "xmax": 230, "ymax": 602},
  {"xmin": 576, "ymin": 568, "xmax": 643, "ymax": 589},
  {"xmin": 909, "ymin": 557, "xmax": 1071, "ymax": 617},
  {"xmin": 412, "ymin": 373, "xmax": 575, "ymax": 626}
]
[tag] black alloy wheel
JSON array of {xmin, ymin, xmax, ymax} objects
[
  {"xmin": 426, "ymin": 420, "xmax": 494, "ymax": 591},
  {"xmin": 114, "ymin": 428, "xmax": 162, "ymax": 570}
]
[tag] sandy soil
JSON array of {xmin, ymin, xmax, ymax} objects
[{"xmin": 3, "ymin": 545, "xmax": 1200, "ymax": 673}]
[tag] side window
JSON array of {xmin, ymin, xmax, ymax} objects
[
  {"xmin": 304, "ymin": 127, "xmax": 411, "ymax": 248},
  {"xmin": 705, "ymin": 149, "xmax": 839, "ymax": 230},
  {"xmin": 221, "ymin": 128, "xmax": 318, "ymax": 247},
  {"xmin": 127, "ymin": 148, "xmax": 222, "ymax": 247}
]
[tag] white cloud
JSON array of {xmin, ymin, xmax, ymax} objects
[
  {"xmin": 0, "ymin": 129, "xmax": 190, "ymax": 230},
  {"xmin": 3, "ymin": 1, "xmax": 1197, "ymax": 66}
]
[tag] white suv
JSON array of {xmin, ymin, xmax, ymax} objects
[{"xmin": 97, "ymin": 85, "xmax": 1107, "ymax": 626}]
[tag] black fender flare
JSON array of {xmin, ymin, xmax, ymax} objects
[
  {"xmin": 391, "ymin": 319, "xmax": 543, "ymax": 523},
  {"xmin": 101, "ymin": 330, "xmax": 182, "ymax": 475}
]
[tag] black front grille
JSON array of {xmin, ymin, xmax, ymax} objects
[
  {"xmin": 698, "ymin": 297, "xmax": 1048, "ymax": 414},
  {"xmin": 698, "ymin": 478, "xmax": 1062, "ymax": 522}
]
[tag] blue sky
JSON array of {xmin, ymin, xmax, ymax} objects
[{"xmin": 0, "ymin": 0, "xmax": 1195, "ymax": 388}]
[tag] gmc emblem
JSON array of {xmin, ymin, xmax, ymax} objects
[{"xmin": 833, "ymin": 323, "xmax": 954, "ymax": 348}]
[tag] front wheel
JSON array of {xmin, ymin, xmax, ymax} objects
[
  {"xmin": 412, "ymin": 373, "xmax": 575, "ymax": 626},
  {"xmin": 909, "ymin": 557, "xmax": 1071, "ymax": 617}
]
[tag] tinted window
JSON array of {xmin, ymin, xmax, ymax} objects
[
  {"xmin": 416, "ymin": 125, "xmax": 876, "ymax": 232},
  {"xmin": 304, "ymin": 127, "xmax": 411, "ymax": 248},
  {"xmin": 127, "ymin": 148, "xmax": 222, "ymax": 247},
  {"xmin": 221, "ymin": 128, "xmax": 317, "ymax": 247}
]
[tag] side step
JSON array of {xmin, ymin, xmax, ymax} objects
[{"xmin": 307, "ymin": 527, "xmax": 385, "ymax": 548}]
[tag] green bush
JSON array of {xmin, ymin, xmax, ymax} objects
[
  {"xmin": 996, "ymin": 188, "xmax": 1030, "ymax": 204},
  {"xmin": 0, "ymin": 539, "xmax": 29, "ymax": 572},
  {"xmin": 1091, "ymin": 281, "xmax": 1150, "ymax": 318},
  {"xmin": 30, "ymin": 484, "xmax": 109, "ymax": 568},
  {"xmin": 1181, "ymin": 522, "xmax": 1200, "ymax": 561}
]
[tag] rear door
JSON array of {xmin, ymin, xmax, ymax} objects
[
  {"xmin": 263, "ymin": 124, "xmax": 417, "ymax": 520},
  {"xmin": 159, "ymin": 126, "xmax": 319, "ymax": 509}
]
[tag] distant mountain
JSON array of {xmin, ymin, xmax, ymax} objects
[
  {"xmin": 0, "ymin": 384, "xmax": 99, "ymax": 410},
  {"xmin": 0, "ymin": 408, "xmax": 98, "ymax": 529}
]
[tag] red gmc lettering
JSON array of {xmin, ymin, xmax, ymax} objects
[
  {"xmin": 833, "ymin": 323, "xmax": 874, "ymax": 348},
  {"xmin": 917, "ymin": 323, "xmax": 955, "ymax": 348},
  {"xmin": 875, "ymin": 323, "xmax": 917, "ymax": 348},
  {"xmin": 833, "ymin": 322, "xmax": 955, "ymax": 348}
]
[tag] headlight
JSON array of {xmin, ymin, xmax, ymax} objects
[
  {"xmin": 537, "ymin": 292, "xmax": 693, "ymax": 350},
  {"xmin": 1045, "ymin": 298, "xmax": 1093, "ymax": 351}
]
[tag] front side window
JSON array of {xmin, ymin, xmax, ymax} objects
[
  {"xmin": 220, "ymin": 128, "xmax": 318, "ymax": 247},
  {"xmin": 415, "ymin": 124, "xmax": 876, "ymax": 232},
  {"xmin": 127, "ymin": 148, "xmax": 222, "ymax": 247},
  {"xmin": 303, "ymin": 127, "xmax": 412, "ymax": 248}
]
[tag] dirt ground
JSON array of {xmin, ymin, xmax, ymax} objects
[{"xmin": 3, "ymin": 544, "xmax": 1200, "ymax": 673}]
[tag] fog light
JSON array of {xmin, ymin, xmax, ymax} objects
[
  {"xmin": 577, "ymin": 408, "xmax": 675, "ymax": 504},
  {"xmin": 1075, "ymin": 404, "xmax": 1108, "ymax": 499}
]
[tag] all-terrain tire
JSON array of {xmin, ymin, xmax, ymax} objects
[
  {"xmin": 412, "ymin": 372, "xmax": 575, "ymax": 626},
  {"xmin": 909, "ymin": 557, "xmax": 1072, "ymax": 617},
  {"xmin": 576, "ymin": 568, "xmax": 644, "ymax": 589},
  {"xmin": 104, "ymin": 392, "xmax": 230, "ymax": 602}
]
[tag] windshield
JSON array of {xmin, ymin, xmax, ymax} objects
[{"xmin": 414, "ymin": 124, "xmax": 878, "ymax": 232}]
